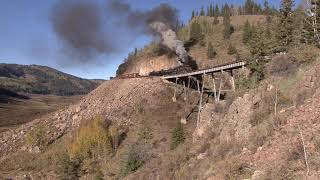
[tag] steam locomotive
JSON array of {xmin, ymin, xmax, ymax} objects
[
  {"xmin": 117, "ymin": 65, "xmax": 194, "ymax": 79},
  {"xmin": 117, "ymin": 55, "xmax": 197, "ymax": 79}
]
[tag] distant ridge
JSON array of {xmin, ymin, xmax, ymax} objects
[{"xmin": 0, "ymin": 63, "xmax": 104, "ymax": 96}]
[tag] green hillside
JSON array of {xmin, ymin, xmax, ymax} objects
[{"xmin": 0, "ymin": 64, "xmax": 104, "ymax": 96}]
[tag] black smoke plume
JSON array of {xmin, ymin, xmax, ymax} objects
[
  {"xmin": 51, "ymin": 0, "xmax": 182, "ymax": 65},
  {"xmin": 51, "ymin": 0, "xmax": 113, "ymax": 62},
  {"xmin": 107, "ymin": 1, "xmax": 178, "ymax": 33}
]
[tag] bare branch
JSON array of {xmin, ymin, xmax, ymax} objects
[{"xmin": 299, "ymin": 126, "xmax": 310, "ymax": 175}]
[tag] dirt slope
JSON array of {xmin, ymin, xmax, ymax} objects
[{"xmin": 0, "ymin": 77, "xmax": 195, "ymax": 159}]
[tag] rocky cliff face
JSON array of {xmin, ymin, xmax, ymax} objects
[
  {"xmin": 138, "ymin": 55, "xmax": 181, "ymax": 76},
  {"xmin": 121, "ymin": 55, "xmax": 181, "ymax": 76}
]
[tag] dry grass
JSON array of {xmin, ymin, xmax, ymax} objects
[
  {"xmin": 276, "ymin": 70, "xmax": 304, "ymax": 99},
  {"xmin": 68, "ymin": 116, "xmax": 114, "ymax": 160},
  {"xmin": 289, "ymin": 44, "xmax": 320, "ymax": 64},
  {"xmin": 0, "ymin": 94, "xmax": 82, "ymax": 132}
]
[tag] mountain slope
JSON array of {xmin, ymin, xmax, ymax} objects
[
  {"xmin": 0, "ymin": 77, "xmax": 200, "ymax": 179},
  {"xmin": 0, "ymin": 63, "xmax": 103, "ymax": 96}
]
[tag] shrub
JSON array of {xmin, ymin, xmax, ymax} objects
[
  {"xmin": 171, "ymin": 123, "xmax": 185, "ymax": 150},
  {"xmin": 207, "ymin": 42, "xmax": 217, "ymax": 59},
  {"xmin": 26, "ymin": 125, "xmax": 46, "ymax": 149},
  {"xmin": 199, "ymin": 40, "xmax": 206, "ymax": 47},
  {"xmin": 55, "ymin": 150, "xmax": 80, "ymax": 180},
  {"xmin": 135, "ymin": 107, "xmax": 153, "ymax": 141},
  {"xmin": 247, "ymin": 57, "xmax": 267, "ymax": 82},
  {"xmin": 290, "ymin": 44, "xmax": 319, "ymax": 63},
  {"xmin": 276, "ymin": 70, "xmax": 303, "ymax": 97},
  {"xmin": 93, "ymin": 170, "xmax": 104, "ymax": 180},
  {"xmin": 120, "ymin": 145, "xmax": 145, "ymax": 176},
  {"xmin": 227, "ymin": 44, "xmax": 237, "ymax": 55},
  {"xmin": 150, "ymin": 43, "xmax": 170, "ymax": 56},
  {"xmin": 138, "ymin": 120, "xmax": 153, "ymax": 141},
  {"xmin": 68, "ymin": 117, "xmax": 113, "ymax": 160},
  {"xmin": 236, "ymin": 74, "xmax": 260, "ymax": 91},
  {"xmin": 267, "ymin": 55, "xmax": 299, "ymax": 76},
  {"xmin": 236, "ymin": 58, "xmax": 266, "ymax": 90},
  {"xmin": 80, "ymin": 158, "xmax": 104, "ymax": 177},
  {"xmin": 224, "ymin": 161, "xmax": 253, "ymax": 180}
]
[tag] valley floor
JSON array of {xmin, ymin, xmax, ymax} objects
[{"xmin": 0, "ymin": 94, "xmax": 82, "ymax": 133}]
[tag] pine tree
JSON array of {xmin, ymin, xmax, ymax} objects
[
  {"xmin": 215, "ymin": 4, "xmax": 220, "ymax": 16},
  {"xmin": 239, "ymin": 6, "xmax": 243, "ymax": 15},
  {"xmin": 191, "ymin": 10, "xmax": 195, "ymax": 20},
  {"xmin": 264, "ymin": 0, "xmax": 270, "ymax": 15},
  {"xmin": 200, "ymin": 7, "xmax": 205, "ymax": 16},
  {"xmin": 243, "ymin": 20, "xmax": 253, "ymax": 44},
  {"xmin": 302, "ymin": 0, "xmax": 320, "ymax": 47},
  {"xmin": 253, "ymin": 4, "xmax": 263, "ymax": 15},
  {"xmin": 190, "ymin": 21, "xmax": 204, "ymax": 41},
  {"xmin": 244, "ymin": 0, "xmax": 254, "ymax": 15},
  {"xmin": 223, "ymin": 8, "xmax": 234, "ymax": 39},
  {"xmin": 276, "ymin": 0, "xmax": 295, "ymax": 49},
  {"xmin": 249, "ymin": 24, "xmax": 275, "ymax": 56},
  {"xmin": 231, "ymin": 4, "xmax": 234, "ymax": 16},
  {"xmin": 265, "ymin": 15, "xmax": 272, "ymax": 37},
  {"xmin": 207, "ymin": 42, "xmax": 217, "ymax": 58},
  {"xmin": 292, "ymin": 5, "xmax": 305, "ymax": 47},
  {"xmin": 222, "ymin": 3, "xmax": 232, "ymax": 17},
  {"xmin": 263, "ymin": 1, "xmax": 272, "ymax": 36},
  {"xmin": 210, "ymin": 4, "xmax": 214, "ymax": 17},
  {"xmin": 268, "ymin": 5, "xmax": 280, "ymax": 16},
  {"xmin": 134, "ymin": 48, "xmax": 138, "ymax": 56},
  {"xmin": 250, "ymin": 25, "xmax": 266, "ymax": 56},
  {"xmin": 221, "ymin": 4, "xmax": 228, "ymax": 17},
  {"xmin": 171, "ymin": 123, "xmax": 185, "ymax": 150}
]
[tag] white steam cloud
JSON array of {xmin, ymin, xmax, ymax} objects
[{"xmin": 150, "ymin": 22, "xmax": 189, "ymax": 63}]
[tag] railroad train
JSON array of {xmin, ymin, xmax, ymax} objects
[
  {"xmin": 117, "ymin": 65, "xmax": 193, "ymax": 79},
  {"xmin": 116, "ymin": 60, "xmax": 243, "ymax": 80}
]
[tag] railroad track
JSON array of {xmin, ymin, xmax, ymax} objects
[{"xmin": 117, "ymin": 61, "xmax": 246, "ymax": 80}]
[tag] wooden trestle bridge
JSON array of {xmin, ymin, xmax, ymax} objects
[{"xmin": 161, "ymin": 61, "xmax": 247, "ymax": 126}]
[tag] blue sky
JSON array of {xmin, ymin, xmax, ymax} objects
[{"xmin": 0, "ymin": 0, "xmax": 300, "ymax": 79}]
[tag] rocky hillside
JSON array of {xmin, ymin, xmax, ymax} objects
[
  {"xmin": 1, "ymin": 13, "xmax": 320, "ymax": 179},
  {"xmin": 1, "ymin": 55, "xmax": 319, "ymax": 179},
  {"xmin": 0, "ymin": 63, "xmax": 104, "ymax": 96},
  {"xmin": 0, "ymin": 77, "xmax": 200, "ymax": 179}
]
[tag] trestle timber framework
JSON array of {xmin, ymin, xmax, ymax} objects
[{"xmin": 163, "ymin": 61, "xmax": 246, "ymax": 126}]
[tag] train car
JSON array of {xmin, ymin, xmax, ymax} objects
[{"xmin": 117, "ymin": 73, "xmax": 141, "ymax": 79}]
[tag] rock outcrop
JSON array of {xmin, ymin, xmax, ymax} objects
[{"xmin": 122, "ymin": 55, "xmax": 180, "ymax": 76}]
